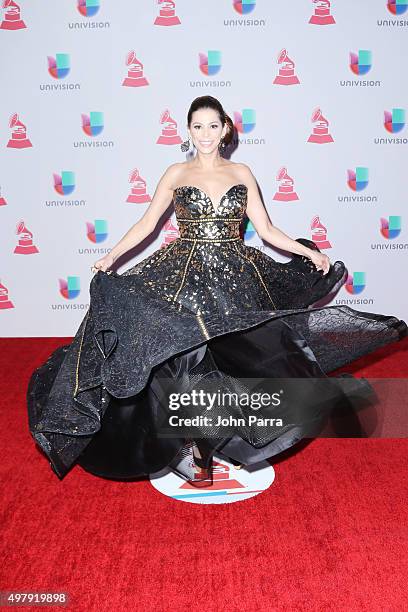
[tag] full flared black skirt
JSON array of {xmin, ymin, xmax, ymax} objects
[{"xmin": 26, "ymin": 243, "xmax": 408, "ymax": 482}]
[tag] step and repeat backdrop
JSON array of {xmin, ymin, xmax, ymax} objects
[{"xmin": 0, "ymin": 0, "xmax": 407, "ymax": 336}]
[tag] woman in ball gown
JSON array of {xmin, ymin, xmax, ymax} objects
[{"xmin": 27, "ymin": 95, "xmax": 407, "ymax": 485}]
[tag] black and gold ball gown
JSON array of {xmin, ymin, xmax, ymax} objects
[{"xmin": 27, "ymin": 184, "xmax": 407, "ymax": 482}]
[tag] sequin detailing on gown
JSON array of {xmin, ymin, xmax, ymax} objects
[
  {"xmin": 26, "ymin": 184, "xmax": 408, "ymax": 482},
  {"xmin": 121, "ymin": 184, "xmax": 347, "ymax": 315}
]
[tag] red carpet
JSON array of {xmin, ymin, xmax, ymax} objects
[{"xmin": 1, "ymin": 337, "xmax": 407, "ymax": 611}]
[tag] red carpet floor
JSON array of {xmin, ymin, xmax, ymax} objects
[{"xmin": 1, "ymin": 337, "xmax": 407, "ymax": 612}]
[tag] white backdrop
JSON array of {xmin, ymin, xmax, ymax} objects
[{"xmin": 0, "ymin": 0, "xmax": 407, "ymax": 337}]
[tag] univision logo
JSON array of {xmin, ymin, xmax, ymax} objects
[
  {"xmin": 225, "ymin": 0, "xmax": 266, "ymax": 26},
  {"xmin": 387, "ymin": 0, "xmax": 408, "ymax": 15},
  {"xmin": 233, "ymin": 109, "xmax": 265, "ymax": 145},
  {"xmin": 77, "ymin": 0, "xmax": 100, "ymax": 16},
  {"xmin": 54, "ymin": 171, "xmax": 75, "ymax": 195},
  {"xmin": 59, "ymin": 276, "xmax": 80, "ymax": 299},
  {"xmin": 345, "ymin": 272, "xmax": 365, "ymax": 295},
  {"xmin": 78, "ymin": 219, "xmax": 110, "ymax": 254},
  {"xmin": 46, "ymin": 171, "xmax": 85, "ymax": 207},
  {"xmin": 40, "ymin": 53, "xmax": 81, "ymax": 91},
  {"xmin": 68, "ymin": 0, "xmax": 110, "ymax": 29},
  {"xmin": 233, "ymin": 0, "xmax": 256, "ymax": 14},
  {"xmin": 53, "ymin": 276, "xmax": 89, "ymax": 310},
  {"xmin": 82, "ymin": 111, "xmax": 103, "ymax": 136},
  {"xmin": 86, "ymin": 219, "xmax": 108, "ymax": 242},
  {"xmin": 190, "ymin": 50, "xmax": 231, "ymax": 88},
  {"xmin": 374, "ymin": 108, "xmax": 407, "ymax": 144},
  {"xmin": 336, "ymin": 271, "xmax": 374, "ymax": 306},
  {"xmin": 338, "ymin": 167, "xmax": 377, "ymax": 203},
  {"xmin": 48, "ymin": 53, "xmax": 70, "ymax": 78},
  {"xmin": 199, "ymin": 50, "xmax": 221, "ymax": 75},
  {"xmin": 380, "ymin": 215, "xmax": 401, "ymax": 239},
  {"xmin": 340, "ymin": 49, "xmax": 380, "ymax": 87},
  {"xmin": 347, "ymin": 167, "xmax": 369, "ymax": 191},
  {"xmin": 371, "ymin": 216, "xmax": 408, "ymax": 249},
  {"xmin": 73, "ymin": 112, "xmax": 114, "ymax": 148},
  {"xmin": 350, "ymin": 49, "xmax": 372, "ymax": 75},
  {"xmin": 377, "ymin": 0, "xmax": 408, "ymax": 25}
]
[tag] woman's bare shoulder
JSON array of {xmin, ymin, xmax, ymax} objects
[
  {"xmin": 161, "ymin": 162, "xmax": 189, "ymax": 187},
  {"xmin": 228, "ymin": 160, "xmax": 253, "ymax": 179}
]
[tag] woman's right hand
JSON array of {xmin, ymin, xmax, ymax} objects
[{"xmin": 91, "ymin": 253, "xmax": 115, "ymax": 274}]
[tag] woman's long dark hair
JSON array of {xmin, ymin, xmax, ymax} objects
[{"xmin": 187, "ymin": 96, "xmax": 234, "ymax": 146}]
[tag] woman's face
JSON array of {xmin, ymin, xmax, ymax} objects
[{"xmin": 188, "ymin": 108, "xmax": 226, "ymax": 154}]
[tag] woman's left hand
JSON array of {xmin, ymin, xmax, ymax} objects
[{"xmin": 308, "ymin": 250, "xmax": 331, "ymax": 275}]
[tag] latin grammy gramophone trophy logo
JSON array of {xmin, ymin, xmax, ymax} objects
[
  {"xmin": 273, "ymin": 167, "xmax": 299, "ymax": 201},
  {"xmin": 13, "ymin": 220, "xmax": 39, "ymax": 254},
  {"xmin": 122, "ymin": 51, "xmax": 149, "ymax": 88},
  {"xmin": 7, "ymin": 113, "xmax": 32, "ymax": 148},
  {"xmin": 0, "ymin": 0, "xmax": 26, "ymax": 30},
  {"xmin": 154, "ymin": 0, "xmax": 181, "ymax": 26},
  {"xmin": 273, "ymin": 49, "xmax": 300, "ymax": 85},
  {"xmin": 156, "ymin": 109, "xmax": 183, "ymax": 145},
  {"xmin": 126, "ymin": 169, "xmax": 152, "ymax": 203},
  {"xmin": 308, "ymin": 0, "xmax": 336, "ymax": 25},
  {"xmin": 311, "ymin": 216, "xmax": 331, "ymax": 249},
  {"xmin": 0, "ymin": 279, "xmax": 14, "ymax": 310},
  {"xmin": 161, "ymin": 218, "xmax": 179, "ymax": 247},
  {"xmin": 0, "ymin": 185, "xmax": 7, "ymax": 206},
  {"xmin": 307, "ymin": 108, "xmax": 334, "ymax": 143}
]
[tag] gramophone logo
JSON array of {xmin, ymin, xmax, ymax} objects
[
  {"xmin": 234, "ymin": 109, "xmax": 255, "ymax": 133},
  {"xmin": 6, "ymin": 113, "xmax": 32, "ymax": 148},
  {"xmin": 0, "ymin": 279, "xmax": 14, "ymax": 310},
  {"xmin": 387, "ymin": 0, "xmax": 408, "ymax": 14},
  {"xmin": 122, "ymin": 51, "xmax": 149, "ymax": 87},
  {"xmin": 273, "ymin": 167, "xmax": 298, "ymax": 201},
  {"xmin": 13, "ymin": 220, "xmax": 39, "ymax": 254},
  {"xmin": 86, "ymin": 219, "xmax": 108, "ymax": 243},
  {"xmin": 150, "ymin": 455, "xmax": 275, "ymax": 504},
  {"xmin": 0, "ymin": 185, "xmax": 7, "ymax": 206},
  {"xmin": 199, "ymin": 50, "xmax": 221, "ymax": 76},
  {"xmin": 0, "ymin": 0, "xmax": 26, "ymax": 30},
  {"xmin": 53, "ymin": 171, "xmax": 75, "ymax": 195},
  {"xmin": 161, "ymin": 218, "xmax": 179, "ymax": 247},
  {"xmin": 311, "ymin": 216, "xmax": 331, "ymax": 249},
  {"xmin": 156, "ymin": 109, "xmax": 183, "ymax": 145},
  {"xmin": 350, "ymin": 50, "xmax": 372, "ymax": 75},
  {"xmin": 273, "ymin": 49, "xmax": 300, "ymax": 85},
  {"xmin": 345, "ymin": 272, "xmax": 365, "ymax": 295},
  {"xmin": 82, "ymin": 112, "xmax": 104, "ymax": 136},
  {"xmin": 233, "ymin": 0, "xmax": 256, "ymax": 14},
  {"xmin": 347, "ymin": 167, "xmax": 369, "ymax": 191},
  {"xmin": 307, "ymin": 108, "xmax": 334, "ymax": 143},
  {"xmin": 48, "ymin": 53, "xmax": 70, "ymax": 79},
  {"xmin": 384, "ymin": 108, "xmax": 405, "ymax": 133},
  {"xmin": 127, "ymin": 168, "xmax": 152, "ymax": 203},
  {"xmin": 309, "ymin": 0, "xmax": 336, "ymax": 25},
  {"xmin": 154, "ymin": 0, "xmax": 181, "ymax": 26},
  {"xmin": 59, "ymin": 276, "xmax": 80, "ymax": 299},
  {"xmin": 77, "ymin": 0, "xmax": 100, "ymax": 17},
  {"xmin": 380, "ymin": 216, "xmax": 401, "ymax": 239}
]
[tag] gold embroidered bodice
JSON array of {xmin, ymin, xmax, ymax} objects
[{"xmin": 121, "ymin": 183, "xmax": 335, "ymax": 319}]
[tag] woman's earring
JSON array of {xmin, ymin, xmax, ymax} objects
[
  {"xmin": 180, "ymin": 136, "xmax": 191, "ymax": 152},
  {"xmin": 218, "ymin": 138, "xmax": 226, "ymax": 151}
]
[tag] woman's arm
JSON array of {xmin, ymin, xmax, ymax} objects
[
  {"xmin": 240, "ymin": 164, "xmax": 330, "ymax": 273},
  {"xmin": 109, "ymin": 163, "xmax": 182, "ymax": 262}
]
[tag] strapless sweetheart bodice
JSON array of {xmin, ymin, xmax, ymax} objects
[{"xmin": 173, "ymin": 183, "xmax": 248, "ymax": 241}]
